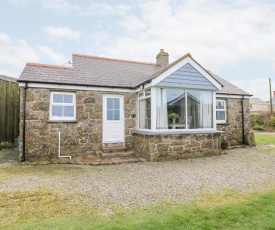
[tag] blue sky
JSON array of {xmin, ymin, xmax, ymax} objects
[{"xmin": 1, "ymin": 0, "xmax": 275, "ymax": 100}]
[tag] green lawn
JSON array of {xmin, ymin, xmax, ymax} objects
[
  {"xmin": 254, "ymin": 133, "xmax": 275, "ymax": 145},
  {"xmin": 2, "ymin": 189, "xmax": 275, "ymax": 230}
]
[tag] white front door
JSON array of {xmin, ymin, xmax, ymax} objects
[{"xmin": 103, "ymin": 94, "xmax": 124, "ymax": 143}]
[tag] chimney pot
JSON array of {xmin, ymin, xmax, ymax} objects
[{"xmin": 156, "ymin": 49, "xmax": 169, "ymax": 68}]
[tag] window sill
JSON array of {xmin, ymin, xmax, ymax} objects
[
  {"xmin": 216, "ymin": 122, "xmax": 229, "ymax": 125},
  {"xmin": 47, "ymin": 120, "xmax": 78, "ymax": 123},
  {"xmin": 133, "ymin": 130, "xmax": 223, "ymax": 135}
]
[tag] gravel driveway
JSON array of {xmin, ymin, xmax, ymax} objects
[{"xmin": 1, "ymin": 146, "xmax": 275, "ymax": 210}]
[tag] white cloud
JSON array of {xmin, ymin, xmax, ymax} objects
[
  {"xmin": 0, "ymin": 33, "xmax": 12, "ymax": 44},
  {"xmin": 0, "ymin": 33, "xmax": 67, "ymax": 77},
  {"xmin": 99, "ymin": 0, "xmax": 275, "ymax": 72},
  {"xmin": 43, "ymin": 26, "xmax": 82, "ymax": 41},
  {"xmin": 84, "ymin": 3, "xmax": 131, "ymax": 16},
  {"xmin": 36, "ymin": 45, "xmax": 66, "ymax": 64},
  {"xmin": 41, "ymin": 0, "xmax": 78, "ymax": 12}
]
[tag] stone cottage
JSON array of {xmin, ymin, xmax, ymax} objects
[{"xmin": 18, "ymin": 49, "xmax": 254, "ymax": 163}]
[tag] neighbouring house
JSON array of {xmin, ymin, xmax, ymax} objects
[
  {"xmin": 17, "ymin": 49, "xmax": 255, "ymax": 162},
  {"xmin": 250, "ymin": 98, "xmax": 269, "ymax": 114}
]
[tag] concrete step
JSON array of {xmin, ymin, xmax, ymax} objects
[
  {"xmin": 101, "ymin": 146, "xmax": 127, "ymax": 153},
  {"xmin": 100, "ymin": 151, "xmax": 134, "ymax": 159}
]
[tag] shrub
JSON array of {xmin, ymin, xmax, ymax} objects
[{"xmin": 253, "ymin": 124, "xmax": 265, "ymax": 131}]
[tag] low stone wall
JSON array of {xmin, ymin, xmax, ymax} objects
[{"xmin": 134, "ymin": 133, "xmax": 221, "ymax": 161}]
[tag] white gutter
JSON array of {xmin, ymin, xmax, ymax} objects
[{"xmin": 58, "ymin": 131, "xmax": 72, "ymax": 160}]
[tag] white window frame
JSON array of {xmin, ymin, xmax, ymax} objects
[
  {"xmin": 137, "ymin": 87, "xmax": 216, "ymax": 132},
  {"xmin": 49, "ymin": 92, "xmax": 76, "ymax": 121},
  {"xmin": 138, "ymin": 88, "xmax": 151, "ymax": 130},
  {"xmin": 216, "ymin": 99, "xmax": 226, "ymax": 123}
]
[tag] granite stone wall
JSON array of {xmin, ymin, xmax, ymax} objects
[
  {"xmin": 19, "ymin": 87, "xmax": 137, "ymax": 160},
  {"xmin": 216, "ymin": 98, "xmax": 253, "ymax": 146},
  {"xmin": 134, "ymin": 133, "xmax": 221, "ymax": 161}
]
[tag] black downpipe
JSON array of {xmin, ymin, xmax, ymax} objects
[
  {"xmin": 241, "ymin": 96, "xmax": 245, "ymax": 145},
  {"xmin": 22, "ymin": 83, "xmax": 28, "ymax": 161}
]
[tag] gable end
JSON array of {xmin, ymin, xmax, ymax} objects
[{"xmin": 156, "ymin": 63, "xmax": 219, "ymax": 90}]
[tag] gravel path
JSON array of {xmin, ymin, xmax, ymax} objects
[{"xmin": 1, "ymin": 146, "xmax": 275, "ymax": 210}]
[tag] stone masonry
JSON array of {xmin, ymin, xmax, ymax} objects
[
  {"xmin": 19, "ymin": 88, "xmax": 137, "ymax": 160},
  {"xmin": 134, "ymin": 133, "xmax": 221, "ymax": 161},
  {"xmin": 216, "ymin": 98, "xmax": 253, "ymax": 147}
]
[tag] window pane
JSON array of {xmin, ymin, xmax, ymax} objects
[
  {"xmin": 188, "ymin": 90, "xmax": 213, "ymax": 129},
  {"xmin": 216, "ymin": 111, "xmax": 225, "ymax": 120},
  {"xmin": 216, "ymin": 101, "xmax": 224, "ymax": 109},
  {"xmin": 113, "ymin": 110, "xmax": 120, "ymax": 120},
  {"xmin": 64, "ymin": 95, "xmax": 73, "ymax": 103},
  {"xmin": 145, "ymin": 89, "xmax": 151, "ymax": 97},
  {"xmin": 107, "ymin": 98, "xmax": 113, "ymax": 110},
  {"xmin": 53, "ymin": 94, "xmax": 63, "ymax": 103},
  {"xmin": 139, "ymin": 98, "xmax": 151, "ymax": 129},
  {"xmin": 113, "ymin": 98, "xmax": 120, "ymax": 110},
  {"xmin": 107, "ymin": 110, "xmax": 113, "ymax": 120},
  {"xmin": 52, "ymin": 106, "xmax": 63, "ymax": 117},
  {"xmin": 64, "ymin": 106, "xmax": 74, "ymax": 117}
]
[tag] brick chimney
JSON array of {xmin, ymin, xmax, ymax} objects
[{"xmin": 156, "ymin": 49, "xmax": 169, "ymax": 67}]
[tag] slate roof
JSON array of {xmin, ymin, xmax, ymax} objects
[
  {"xmin": 208, "ymin": 71, "xmax": 252, "ymax": 96},
  {"xmin": 18, "ymin": 52, "xmax": 251, "ymax": 96},
  {"xmin": 19, "ymin": 54, "xmax": 160, "ymax": 89}
]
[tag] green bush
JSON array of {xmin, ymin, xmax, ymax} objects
[
  {"xmin": 250, "ymin": 114, "xmax": 258, "ymax": 127},
  {"xmin": 250, "ymin": 112, "xmax": 275, "ymax": 131},
  {"xmin": 253, "ymin": 124, "xmax": 265, "ymax": 131}
]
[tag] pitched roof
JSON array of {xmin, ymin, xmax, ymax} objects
[
  {"xmin": 208, "ymin": 71, "xmax": 252, "ymax": 96},
  {"xmin": 0, "ymin": 74, "xmax": 18, "ymax": 82},
  {"xmin": 19, "ymin": 54, "xmax": 160, "ymax": 88},
  {"xmin": 250, "ymin": 98, "xmax": 268, "ymax": 105},
  {"xmin": 18, "ymin": 52, "xmax": 252, "ymax": 96}
]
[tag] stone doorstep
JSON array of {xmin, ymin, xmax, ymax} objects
[
  {"xmin": 24, "ymin": 154, "xmax": 146, "ymax": 166},
  {"xmin": 100, "ymin": 151, "xmax": 134, "ymax": 159},
  {"xmin": 101, "ymin": 146, "xmax": 127, "ymax": 153}
]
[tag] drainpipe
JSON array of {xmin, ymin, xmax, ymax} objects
[
  {"xmin": 22, "ymin": 83, "xmax": 28, "ymax": 161},
  {"xmin": 241, "ymin": 96, "xmax": 245, "ymax": 145},
  {"xmin": 58, "ymin": 131, "xmax": 71, "ymax": 160}
]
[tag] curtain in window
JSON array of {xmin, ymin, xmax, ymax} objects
[
  {"xmin": 199, "ymin": 92, "xmax": 213, "ymax": 128},
  {"xmin": 156, "ymin": 88, "xmax": 168, "ymax": 129}
]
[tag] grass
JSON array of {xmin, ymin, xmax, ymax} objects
[
  {"xmin": 254, "ymin": 133, "xmax": 275, "ymax": 145},
  {"xmin": 1, "ymin": 188, "xmax": 275, "ymax": 229}
]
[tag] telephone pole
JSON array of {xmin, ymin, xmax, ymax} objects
[{"xmin": 269, "ymin": 78, "xmax": 273, "ymax": 116}]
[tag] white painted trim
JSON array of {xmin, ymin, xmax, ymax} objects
[
  {"xmin": 216, "ymin": 99, "xmax": 227, "ymax": 123},
  {"xmin": 213, "ymin": 92, "xmax": 217, "ymax": 128},
  {"xmin": 151, "ymin": 87, "xmax": 156, "ymax": 131},
  {"xmin": 49, "ymin": 92, "xmax": 76, "ymax": 121},
  {"xmin": 102, "ymin": 94, "xmax": 125, "ymax": 143},
  {"xmin": 151, "ymin": 56, "xmax": 222, "ymax": 90},
  {"xmin": 19, "ymin": 82, "xmax": 137, "ymax": 93},
  {"xmin": 216, "ymin": 94, "xmax": 250, "ymax": 99}
]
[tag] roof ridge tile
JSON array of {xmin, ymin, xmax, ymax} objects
[
  {"xmin": 73, "ymin": 53, "xmax": 159, "ymax": 66},
  {"xmin": 26, "ymin": 62, "xmax": 73, "ymax": 69}
]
